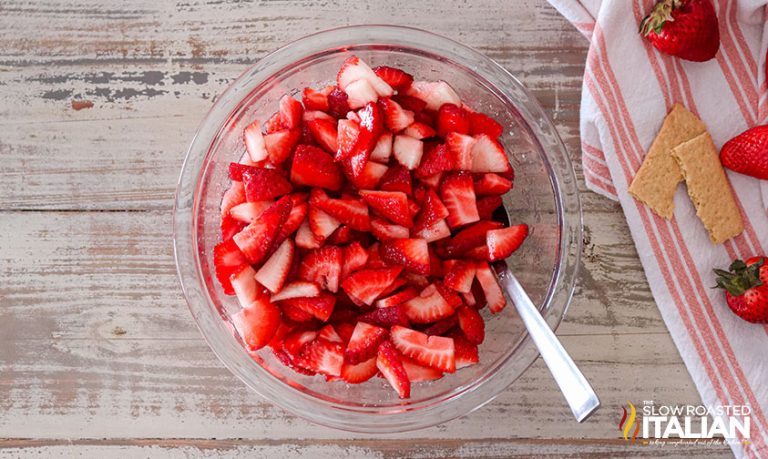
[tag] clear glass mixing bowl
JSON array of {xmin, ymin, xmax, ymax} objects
[{"xmin": 173, "ymin": 25, "xmax": 581, "ymax": 432}]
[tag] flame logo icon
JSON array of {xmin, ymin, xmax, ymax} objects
[{"xmin": 619, "ymin": 402, "xmax": 640, "ymax": 443}]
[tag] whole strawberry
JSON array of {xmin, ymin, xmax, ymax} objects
[
  {"xmin": 720, "ymin": 125, "xmax": 768, "ymax": 180},
  {"xmin": 714, "ymin": 256, "xmax": 768, "ymax": 323},
  {"xmin": 640, "ymin": 0, "xmax": 719, "ymax": 62}
]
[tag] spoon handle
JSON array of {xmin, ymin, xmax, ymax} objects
[{"xmin": 496, "ymin": 268, "xmax": 600, "ymax": 422}]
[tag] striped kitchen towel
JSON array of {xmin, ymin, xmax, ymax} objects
[{"xmin": 547, "ymin": 1, "xmax": 768, "ymax": 457}]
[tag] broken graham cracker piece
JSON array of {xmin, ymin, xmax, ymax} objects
[
  {"xmin": 628, "ymin": 104, "xmax": 708, "ymax": 219},
  {"xmin": 671, "ymin": 132, "xmax": 744, "ymax": 244}
]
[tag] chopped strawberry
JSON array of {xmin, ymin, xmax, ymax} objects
[
  {"xmin": 415, "ymin": 143, "xmax": 453, "ymax": 179},
  {"xmin": 443, "ymin": 260, "xmax": 476, "ymax": 293},
  {"xmin": 271, "ymin": 280, "xmax": 321, "ymax": 302},
  {"xmin": 340, "ymin": 241, "xmax": 369, "ymax": 280},
  {"xmin": 220, "ymin": 180, "xmax": 245, "ymax": 217},
  {"xmin": 403, "ymin": 122, "xmax": 436, "ymax": 140},
  {"xmin": 351, "ymin": 160, "xmax": 388, "ymax": 190},
  {"xmin": 281, "ymin": 302, "xmax": 315, "ymax": 322},
  {"xmin": 242, "ymin": 167, "xmax": 293, "ymax": 201},
  {"xmin": 336, "ymin": 55, "xmax": 393, "ymax": 97},
  {"xmin": 233, "ymin": 196, "xmax": 292, "ymax": 264},
  {"xmin": 389, "ymin": 135, "xmax": 423, "ymax": 170},
  {"xmin": 401, "ymin": 283, "xmax": 455, "ymax": 324},
  {"xmin": 263, "ymin": 112, "xmax": 284, "ymax": 134},
  {"xmin": 445, "ymin": 132, "xmax": 475, "ymax": 170},
  {"xmin": 213, "ymin": 239, "xmax": 248, "ymax": 295},
  {"xmin": 345, "ymin": 321, "xmax": 389, "ymax": 364},
  {"xmin": 303, "ymin": 110, "xmax": 335, "ymax": 123},
  {"xmin": 373, "ymin": 66, "xmax": 414, "ymax": 91},
  {"xmin": 335, "ymin": 118, "xmax": 361, "ymax": 161},
  {"xmin": 312, "ymin": 190, "xmax": 371, "ymax": 231},
  {"xmin": 282, "ymin": 329, "xmax": 319, "ymax": 357},
  {"xmin": 375, "ymin": 286, "xmax": 420, "ymax": 308},
  {"xmin": 450, "ymin": 330, "xmax": 480, "ymax": 369},
  {"xmin": 413, "ymin": 219, "xmax": 451, "ymax": 242},
  {"xmin": 254, "ymin": 239, "xmax": 294, "ymax": 293},
  {"xmin": 365, "ymin": 242, "xmax": 387, "ymax": 268},
  {"xmin": 228, "ymin": 162, "xmax": 255, "ymax": 182},
  {"xmin": 333, "ymin": 321, "xmax": 356, "ymax": 343},
  {"xmin": 471, "ymin": 134, "xmax": 511, "ymax": 173},
  {"xmin": 486, "ymin": 224, "xmax": 528, "ymax": 261},
  {"xmin": 400, "ymin": 355, "xmax": 443, "ymax": 382},
  {"xmin": 358, "ymin": 304, "xmax": 410, "ymax": 327},
  {"xmin": 419, "ymin": 172, "xmax": 443, "ymax": 189},
  {"xmin": 264, "ymin": 129, "xmax": 300, "ymax": 164},
  {"xmin": 476, "ymin": 195, "xmax": 503, "ymax": 220},
  {"xmin": 295, "ymin": 219, "xmax": 321, "ymax": 249},
  {"xmin": 280, "ymin": 292, "xmax": 337, "ymax": 322},
  {"xmin": 231, "ymin": 299, "xmax": 281, "ymax": 351},
  {"xmin": 422, "ymin": 314, "xmax": 458, "ymax": 336},
  {"xmin": 318, "ymin": 324, "xmax": 344, "ymax": 343},
  {"xmin": 229, "ymin": 201, "xmax": 271, "ymax": 224},
  {"xmin": 456, "ymin": 304, "xmax": 485, "ymax": 344},
  {"xmin": 275, "ymin": 202, "xmax": 308, "ymax": 244},
  {"xmin": 379, "ymin": 164, "xmax": 412, "ymax": 195},
  {"xmin": 294, "ymin": 338, "xmax": 345, "ymax": 377},
  {"xmin": 461, "ymin": 290, "xmax": 477, "ymax": 307},
  {"xmin": 474, "ymin": 173, "xmax": 513, "ymax": 195},
  {"xmin": 308, "ymin": 205, "xmax": 341, "ymax": 241},
  {"xmin": 474, "ymin": 262, "xmax": 506, "ymax": 313},
  {"xmin": 327, "ymin": 225, "xmax": 354, "ymax": 245},
  {"xmin": 380, "ymin": 238, "xmax": 430, "ymax": 275},
  {"xmin": 327, "ymin": 88, "xmax": 351, "ymax": 119},
  {"xmin": 390, "ymin": 325, "xmax": 455, "ymax": 373},
  {"xmin": 376, "ymin": 340, "xmax": 410, "ymax": 398},
  {"xmin": 360, "ymin": 190, "xmax": 412, "ymax": 227},
  {"xmin": 298, "ymin": 246, "xmax": 343, "ymax": 293},
  {"xmin": 370, "ymin": 217, "xmax": 410, "ymax": 240},
  {"xmin": 341, "ymin": 266, "xmax": 403, "ymax": 305},
  {"xmin": 370, "ymin": 131, "xmax": 393, "ymax": 162},
  {"xmin": 392, "ymin": 94, "xmax": 427, "ymax": 112},
  {"xmin": 302, "ymin": 86, "xmax": 331, "ymax": 111},
  {"xmin": 413, "ymin": 189, "xmax": 449, "ymax": 231},
  {"xmin": 439, "ymin": 172, "xmax": 479, "ymax": 228},
  {"xmin": 468, "ymin": 111, "xmax": 503, "ymax": 138},
  {"xmin": 340, "ymin": 355, "xmax": 378, "ymax": 383},
  {"xmin": 291, "ymin": 145, "xmax": 343, "ymax": 191},
  {"xmin": 347, "ymin": 102, "xmax": 384, "ymax": 176},
  {"xmin": 243, "ymin": 120, "xmax": 268, "ymax": 162},
  {"xmin": 444, "ymin": 220, "xmax": 504, "ymax": 256},
  {"xmin": 306, "ymin": 119, "xmax": 338, "ymax": 154},
  {"xmin": 278, "ymin": 94, "xmax": 303, "ymax": 130},
  {"xmin": 404, "ymin": 80, "xmax": 461, "ymax": 111},
  {"xmin": 436, "ymin": 103, "xmax": 470, "ymax": 137},
  {"xmin": 434, "ymin": 282, "xmax": 463, "ymax": 308},
  {"xmin": 345, "ymin": 78, "xmax": 379, "ymax": 109},
  {"xmin": 378, "ymin": 97, "xmax": 415, "ymax": 132},
  {"xmin": 221, "ymin": 214, "xmax": 246, "ymax": 241}
]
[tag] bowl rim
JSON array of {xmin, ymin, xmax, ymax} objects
[{"xmin": 173, "ymin": 24, "xmax": 582, "ymax": 432}]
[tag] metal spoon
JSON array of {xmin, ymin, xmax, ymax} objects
[{"xmin": 492, "ymin": 263, "xmax": 600, "ymax": 422}]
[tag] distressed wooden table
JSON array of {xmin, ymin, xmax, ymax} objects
[{"xmin": 0, "ymin": 1, "xmax": 732, "ymax": 457}]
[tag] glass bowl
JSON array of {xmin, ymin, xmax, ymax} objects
[{"xmin": 173, "ymin": 25, "xmax": 581, "ymax": 433}]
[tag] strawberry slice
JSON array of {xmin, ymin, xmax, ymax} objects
[
  {"xmin": 471, "ymin": 134, "xmax": 511, "ymax": 173},
  {"xmin": 404, "ymin": 81, "xmax": 461, "ymax": 111},
  {"xmin": 295, "ymin": 219, "xmax": 321, "ymax": 249},
  {"xmin": 341, "ymin": 241, "xmax": 369, "ymax": 279},
  {"xmin": 456, "ymin": 304, "xmax": 485, "ymax": 344},
  {"xmin": 281, "ymin": 302, "xmax": 315, "ymax": 323},
  {"xmin": 298, "ymin": 246, "xmax": 343, "ymax": 293},
  {"xmin": 436, "ymin": 103, "xmax": 470, "ymax": 137},
  {"xmin": 220, "ymin": 181, "xmax": 245, "ymax": 218},
  {"xmin": 278, "ymin": 94, "xmax": 303, "ymax": 129},
  {"xmin": 376, "ymin": 286, "xmax": 420, "ymax": 309},
  {"xmin": 422, "ymin": 314, "xmax": 458, "ymax": 336},
  {"xmin": 340, "ymin": 355, "xmax": 378, "ymax": 383},
  {"xmin": 390, "ymin": 325, "xmax": 455, "ymax": 373},
  {"xmin": 345, "ymin": 78, "xmax": 379, "ymax": 109},
  {"xmin": 376, "ymin": 340, "xmax": 410, "ymax": 398},
  {"xmin": 476, "ymin": 196, "xmax": 502, "ymax": 221},
  {"xmin": 312, "ymin": 190, "xmax": 371, "ymax": 231},
  {"xmin": 379, "ymin": 163, "xmax": 412, "ymax": 195},
  {"xmin": 435, "ymin": 282, "xmax": 463, "ymax": 308},
  {"xmin": 336, "ymin": 55, "xmax": 393, "ymax": 97},
  {"xmin": 231, "ymin": 300, "xmax": 281, "ymax": 351},
  {"xmin": 345, "ymin": 102, "xmax": 384, "ymax": 178},
  {"xmin": 275, "ymin": 201, "xmax": 308, "ymax": 244},
  {"xmin": 221, "ymin": 214, "xmax": 246, "ymax": 241},
  {"xmin": 264, "ymin": 129, "xmax": 300, "ymax": 164},
  {"xmin": 468, "ymin": 111, "xmax": 503, "ymax": 138},
  {"xmin": 369, "ymin": 131, "xmax": 393, "ymax": 162},
  {"xmin": 378, "ymin": 97, "xmax": 415, "ymax": 132},
  {"xmin": 345, "ymin": 321, "xmax": 389, "ymax": 364},
  {"xmin": 439, "ymin": 172, "xmax": 479, "ymax": 228},
  {"xmin": 228, "ymin": 162, "xmax": 256, "ymax": 182},
  {"xmin": 364, "ymin": 242, "xmax": 387, "ymax": 268},
  {"xmin": 415, "ymin": 143, "xmax": 453, "ymax": 179},
  {"xmin": 400, "ymin": 355, "xmax": 443, "ymax": 382},
  {"xmin": 303, "ymin": 110, "xmax": 335, "ymax": 123},
  {"xmin": 291, "ymin": 145, "xmax": 343, "ymax": 191},
  {"xmin": 271, "ymin": 281, "xmax": 320, "ymax": 302},
  {"xmin": 229, "ymin": 201, "xmax": 271, "ymax": 224},
  {"xmin": 327, "ymin": 87, "xmax": 351, "ymax": 119},
  {"xmin": 360, "ymin": 190, "xmax": 412, "ymax": 227},
  {"xmin": 450, "ymin": 330, "xmax": 479, "ymax": 369},
  {"xmin": 341, "ymin": 266, "xmax": 403, "ymax": 305},
  {"xmin": 380, "ymin": 238, "xmax": 430, "ymax": 275},
  {"xmin": 474, "ymin": 261, "xmax": 506, "ymax": 313},
  {"xmin": 263, "ymin": 112, "xmax": 284, "ymax": 133},
  {"xmin": 393, "ymin": 135, "xmax": 424, "ymax": 170},
  {"xmin": 358, "ymin": 304, "xmax": 410, "ymax": 327},
  {"xmin": 474, "ymin": 173, "xmax": 513, "ymax": 195},
  {"xmin": 413, "ymin": 189, "xmax": 449, "ymax": 231},
  {"xmin": 370, "ymin": 217, "xmax": 409, "ymax": 240},
  {"xmin": 280, "ymin": 292, "xmax": 336, "ymax": 322},
  {"xmin": 233, "ymin": 196, "xmax": 292, "ymax": 264},
  {"xmin": 242, "ymin": 167, "xmax": 293, "ymax": 202},
  {"xmin": 243, "ymin": 120, "xmax": 268, "ymax": 162},
  {"xmin": 213, "ymin": 239, "xmax": 248, "ymax": 295},
  {"xmin": 302, "ymin": 86, "xmax": 331, "ymax": 111},
  {"xmin": 445, "ymin": 132, "xmax": 475, "ymax": 170},
  {"xmin": 336, "ymin": 118, "xmax": 360, "ymax": 161},
  {"xmin": 393, "ymin": 94, "xmax": 427, "ymax": 112},
  {"xmin": 255, "ymin": 238, "xmax": 294, "ymax": 293},
  {"xmin": 306, "ymin": 119, "xmax": 338, "ymax": 154},
  {"xmin": 401, "ymin": 283, "xmax": 455, "ymax": 324},
  {"xmin": 413, "ymin": 219, "xmax": 451, "ymax": 243},
  {"xmin": 350, "ymin": 160, "xmax": 388, "ymax": 190},
  {"xmin": 294, "ymin": 338, "xmax": 344, "ymax": 377},
  {"xmin": 308, "ymin": 205, "xmax": 341, "ymax": 241},
  {"xmin": 443, "ymin": 260, "xmax": 476, "ymax": 293},
  {"xmin": 282, "ymin": 329, "xmax": 319, "ymax": 357},
  {"xmin": 318, "ymin": 324, "xmax": 343, "ymax": 343},
  {"xmin": 373, "ymin": 66, "xmax": 414, "ymax": 91},
  {"xmin": 403, "ymin": 122, "xmax": 436, "ymax": 140},
  {"xmin": 486, "ymin": 224, "xmax": 528, "ymax": 261},
  {"xmin": 444, "ymin": 220, "xmax": 504, "ymax": 256}
]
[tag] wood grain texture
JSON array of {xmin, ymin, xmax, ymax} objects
[{"xmin": 0, "ymin": 0, "xmax": 732, "ymax": 456}]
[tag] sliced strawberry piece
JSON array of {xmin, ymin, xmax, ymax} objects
[
  {"xmin": 229, "ymin": 201, "xmax": 271, "ymax": 224},
  {"xmin": 242, "ymin": 167, "xmax": 293, "ymax": 201},
  {"xmin": 439, "ymin": 172, "xmax": 479, "ymax": 228},
  {"xmin": 435, "ymin": 282, "xmax": 463, "ymax": 308},
  {"xmin": 280, "ymin": 292, "xmax": 337, "ymax": 322},
  {"xmin": 358, "ymin": 304, "xmax": 410, "ymax": 327},
  {"xmin": 375, "ymin": 286, "xmax": 420, "ymax": 308},
  {"xmin": 422, "ymin": 314, "xmax": 458, "ymax": 336},
  {"xmin": 419, "ymin": 172, "xmax": 443, "ymax": 189},
  {"xmin": 255, "ymin": 238, "xmax": 294, "ymax": 293},
  {"xmin": 306, "ymin": 119, "xmax": 338, "ymax": 154},
  {"xmin": 380, "ymin": 238, "xmax": 430, "ymax": 275},
  {"xmin": 327, "ymin": 87, "xmax": 351, "ymax": 119},
  {"xmin": 351, "ymin": 160, "xmax": 388, "ymax": 190},
  {"xmin": 376, "ymin": 340, "xmax": 410, "ymax": 398},
  {"xmin": 364, "ymin": 242, "xmax": 387, "ymax": 268},
  {"xmin": 263, "ymin": 112, "xmax": 284, "ymax": 134},
  {"xmin": 341, "ymin": 241, "xmax": 369, "ymax": 279},
  {"xmin": 379, "ymin": 164, "xmax": 412, "ymax": 195},
  {"xmin": 468, "ymin": 111, "xmax": 503, "ymax": 138},
  {"xmin": 369, "ymin": 131, "xmax": 393, "ymax": 162},
  {"xmin": 295, "ymin": 219, "xmax": 321, "ymax": 249},
  {"xmin": 335, "ymin": 118, "xmax": 360, "ymax": 161},
  {"xmin": 393, "ymin": 94, "xmax": 427, "ymax": 112},
  {"xmin": 221, "ymin": 214, "xmax": 246, "ymax": 241},
  {"xmin": 221, "ymin": 180, "xmax": 246, "ymax": 217},
  {"xmin": 346, "ymin": 102, "xmax": 384, "ymax": 178},
  {"xmin": 436, "ymin": 103, "xmax": 470, "ymax": 137},
  {"xmin": 413, "ymin": 189, "xmax": 449, "ymax": 231},
  {"xmin": 401, "ymin": 284, "xmax": 455, "ymax": 324},
  {"xmin": 336, "ymin": 55, "xmax": 393, "ymax": 97},
  {"xmin": 360, "ymin": 190, "xmax": 412, "ymax": 227},
  {"xmin": 281, "ymin": 302, "xmax": 315, "ymax": 322},
  {"xmin": 445, "ymin": 132, "xmax": 475, "ymax": 170},
  {"xmin": 471, "ymin": 134, "xmax": 511, "ymax": 173},
  {"xmin": 264, "ymin": 129, "xmax": 300, "ymax": 164},
  {"xmin": 378, "ymin": 97, "xmax": 415, "ymax": 132},
  {"xmin": 370, "ymin": 217, "xmax": 409, "ymax": 240},
  {"xmin": 291, "ymin": 144, "xmax": 343, "ymax": 191},
  {"xmin": 444, "ymin": 260, "xmax": 476, "ymax": 293},
  {"xmin": 298, "ymin": 245, "xmax": 343, "ymax": 293},
  {"xmin": 345, "ymin": 78, "xmax": 379, "ymax": 109},
  {"xmin": 393, "ymin": 135, "xmax": 424, "ymax": 170},
  {"xmin": 318, "ymin": 324, "xmax": 343, "ymax": 343},
  {"xmin": 341, "ymin": 266, "xmax": 403, "ymax": 305},
  {"xmin": 373, "ymin": 66, "xmax": 414, "ymax": 91},
  {"xmin": 243, "ymin": 120, "xmax": 268, "ymax": 162},
  {"xmin": 271, "ymin": 281, "xmax": 320, "ymax": 302},
  {"xmin": 282, "ymin": 329, "xmax": 318, "ymax": 357},
  {"xmin": 278, "ymin": 94, "xmax": 303, "ymax": 129},
  {"xmin": 213, "ymin": 239, "xmax": 248, "ymax": 295},
  {"xmin": 312, "ymin": 190, "xmax": 371, "ymax": 231},
  {"xmin": 403, "ymin": 122, "xmax": 436, "ymax": 140},
  {"xmin": 308, "ymin": 205, "xmax": 341, "ymax": 241},
  {"xmin": 461, "ymin": 290, "xmax": 477, "ymax": 307},
  {"xmin": 275, "ymin": 202, "xmax": 307, "ymax": 244},
  {"xmin": 232, "ymin": 299, "xmax": 281, "ymax": 351},
  {"xmin": 390, "ymin": 325, "xmax": 455, "ymax": 373},
  {"xmin": 475, "ymin": 261, "xmax": 506, "ymax": 313},
  {"xmin": 303, "ymin": 110, "xmax": 335, "ymax": 123},
  {"xmin": 450, "ymin": 330, "xmax": 479, "ymax": 369},
  {"xmin": 228, "ymin": 162, "xmax": 255, "ymax": 182},
  {"xmin": 456, "ymin": 304, "xmax": 485, "ymax": 344},
  {"xmin": 294, "ymin": 338, "xmax": 344, "ymax": 377},
  {"xmin": 400, "ymin": 355, "xmax": 443, "ymax": 382},
  {"xmin": 233, "ymin": 196, "xmax": 292, "ymax": 264},
  {"xmin": 444, "ymin": 220, "xmax": 504, "ymax": 256},
  {"xmin": 302, "ymin": 86, "xmax": 331, "ymax": 111},
  {"xmin": 333, "ymin": 321, "xmax": 356, "ymax": 343},
  {"xmin": 405, "ymin": 80, "xmax": 461, "ymax": 111},
  {"xmin": 413, "ymin": 219, "xmax": 450, "ymax": 242},
  {"xmin": 474, "ymin": 173, "xmax": 513, "ymax": 195},
  {"xmin": 486, "ymin": 224, "xmax": 528, "ymax": 261},
  {"xmin": 345, "ymin": 321, "xmax": 389, "ymax": 364},
  {"xmin": 340, "ymin": 355, "xmax": 378, "ymax": 383},
  {"xmin": 415, "ymin": 143, "xmax": 453, "ymax": 179},
  {"xmin": 476, "ymin": 195, "xmax": 503, "ymax": 221}
]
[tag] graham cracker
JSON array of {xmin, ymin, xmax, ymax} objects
[
  {"xmin": 670, "ymin": 132, "xmax": 744, "ymax": 244},
  {"xmin": 628, "ymin": 104, "xmax": 707, "ymax": 219}
]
